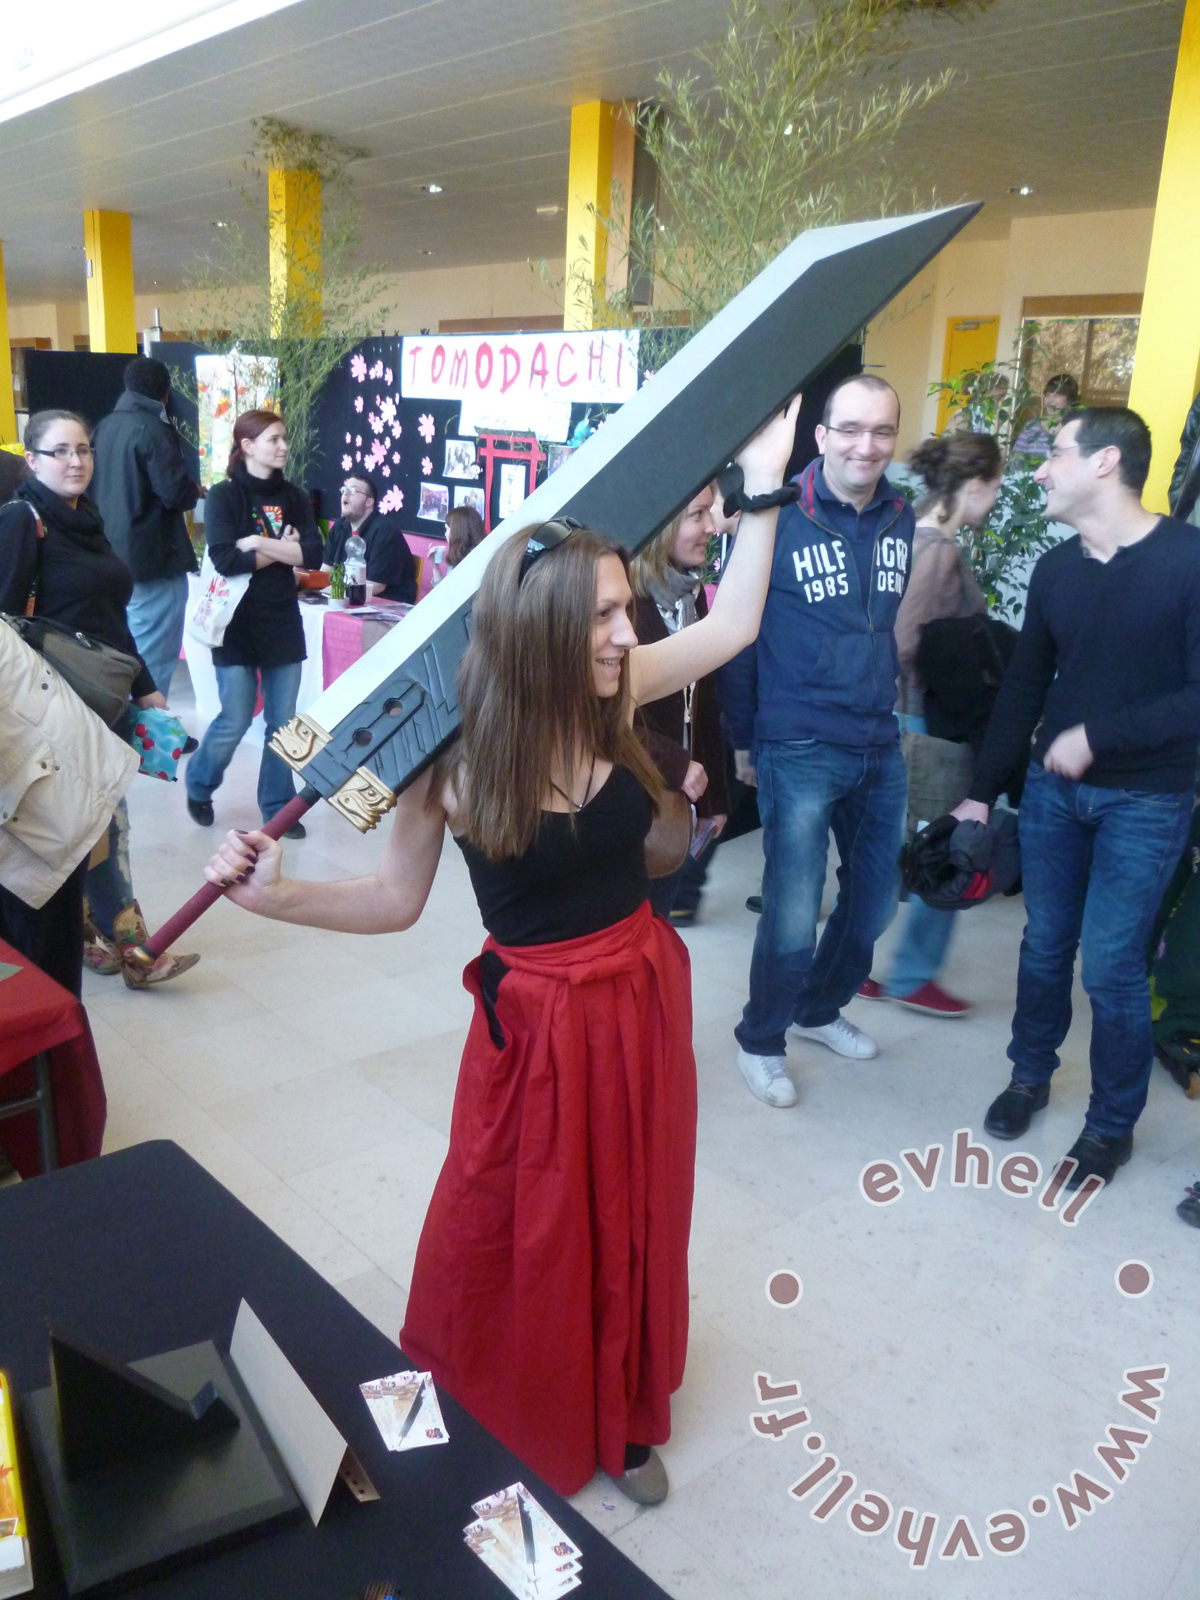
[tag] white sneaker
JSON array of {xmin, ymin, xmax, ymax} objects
[
  {"xmin": 737, "ymin": 1048, "xmax": 798, "ymax": 1107},
  {"xmin": 791, "ymin": 1015, "xmax": 878, "ymax": 1059}
]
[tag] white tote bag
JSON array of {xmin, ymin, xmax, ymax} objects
[{"xmin": 185, "ymin": 550, "xmax": 253, "ymax": 648}]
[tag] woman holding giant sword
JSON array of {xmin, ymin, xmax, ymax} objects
[{"xmin": 203, "ymin": 397, "xmax": 800, "ymax": 1504}]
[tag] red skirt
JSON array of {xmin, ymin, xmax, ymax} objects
[{"xmin": 400, "ymin": 900, "xmax": 697, "ymax": 1495}]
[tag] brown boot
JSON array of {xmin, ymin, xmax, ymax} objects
[
  {"xmin": 113, "ymin": 902, "xmax": 201, "ymax": 990},
  {"xmin": 83, "ymin": 919, "xmax": 123, "ymax": 976}
]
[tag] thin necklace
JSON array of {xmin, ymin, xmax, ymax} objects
[{"xmin": 550, "ymin": 751, "xmax": 598, "ymax": 809}]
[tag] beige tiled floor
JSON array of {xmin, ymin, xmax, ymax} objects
[{"xmin": 82, "ymin": 667, "xmax": 1200, "ymax": 1598}]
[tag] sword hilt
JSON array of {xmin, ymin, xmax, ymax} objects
[{"xmin": 143, "ymin": 789, "xmax": 318, "ymax": 957}]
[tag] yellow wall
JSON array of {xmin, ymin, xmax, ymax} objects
[{"xmin": 865, "ymin": 209, "xmax": 1155, "ymax": 454}]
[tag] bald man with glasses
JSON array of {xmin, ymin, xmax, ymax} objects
[{"xmin": 720, "ymin": 373, "xmax": 914, "ymax": 1108}]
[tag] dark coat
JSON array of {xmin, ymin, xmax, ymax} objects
[
  {"xmin": 204, "ymin": 466, "xmax": 323, "ymax": 669},
  {"xmin": 1169, "ymin": 390, "xmax": 1200, "ymax": 522},
  {"xmin": 0, "ymin": 479, "xmax": 155, "ymax": 699},
  {"xmin": 324, "ymin": 509, "xmax": 417, "ymax": 603},
  {"xmin": 90, "ymin": 392, "xmax": 200, "ymax": 582},
  {"xmin": 633, "ymin": 588, "xmax": 731, "ymax": 820}
]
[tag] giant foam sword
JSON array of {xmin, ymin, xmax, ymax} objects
[{"xmin": 144, "ymin": 202, "xmax": 979, "ymax": 958}]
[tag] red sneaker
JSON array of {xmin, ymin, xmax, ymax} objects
[
  {"xmin": 892, "ymin": 981, "xmax": 972, "ymax": 1017},
  {"xmin": 857, "ymin": 978, "xmax": 886, "ymax": 1001}
]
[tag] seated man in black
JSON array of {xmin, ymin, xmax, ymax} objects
[{"xmin": 322, "ymin": 471, "xmax": 417, "ymax": 602}]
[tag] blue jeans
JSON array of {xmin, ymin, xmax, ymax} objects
[
  {"xmin": 83, "ymin": 799, "xmax": 133, "ymax": 940},
  {"xmin": 736, "ymin": 738, "xmax": 907, "ymax": 1057},
  {"xmin": 1009, "ymin": 765, "xmax": 1192, "ymax": 1137},
  {"xmin": 187, "ymin": 662, "xmax": 302, "ymax": 822},
  {"xmin": 884, "ymin": 897, "xmax": 957, "ymax": 996},
  {"xmin": 127, "ymin": 574, "xmax": 189, "ymax": 697}
]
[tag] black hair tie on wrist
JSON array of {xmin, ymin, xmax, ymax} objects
[{"xmin": 715, "ymin": 462, "xmax": 799, "ymax": 518}]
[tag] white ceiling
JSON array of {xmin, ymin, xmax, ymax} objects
[{"xmin": 0, "ymin": 0, "xmax": 1185, "ymax": 302}]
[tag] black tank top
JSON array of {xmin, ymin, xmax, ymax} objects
[{"xmin": 456, "ymin": 765, "xmax": 653, "ymax": 946}]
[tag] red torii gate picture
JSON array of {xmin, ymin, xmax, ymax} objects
[{"xmin": 475, "ymin": 432, "xmax": 546, "ymax": 533}]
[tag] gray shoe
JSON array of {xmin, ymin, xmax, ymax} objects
[
  {"xmin": 608, "ymin": 1447, "xmax": 669, "ymax": 1505},
  {"xmin": 737, "ymin": 1048, "xmax": 797, "ymax": 1107}
]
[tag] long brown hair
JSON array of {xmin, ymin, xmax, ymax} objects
[{"xmin": 451, "ymin": 527, "xmax": 662, "ymax": 859}]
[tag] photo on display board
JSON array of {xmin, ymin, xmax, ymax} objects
[
  {"xmin": 418, "ymin": 482, "xmax": 450, "ymax": 522},
  {"xmin": 546, "ymin": 443, "xmax": 577, "ymax": 477},
  {"xmin": 444, "ymin": 439, "xmax": 479, "ymax": 479},
  {"xmin": 453, "ymin": 485, "xmax": 486, "ymax": 516},
  {"xmin": 498, "ymin": 462, "xmax": 528, "ymax": 521}
]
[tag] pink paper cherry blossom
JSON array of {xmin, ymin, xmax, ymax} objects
[
  {"xmin": 341, "ymin": 454, "xmax": 352, "ymax": 471},
  {"xmin": 421, "ymin": 457, "xmax": 432, "ymax": 476},
  {"xmin": 417, "ymin": 413, "xmax": 435, "ymax": 444},
  {"xmin": 354, "ymin": 396, "xmax": 363, "ymax": 413},
  {"xmin": 350, "ymin": 353, "xmax": 367, "ymax": 382},
  {"xmin": 384, "ymin": 368, "xmax": 393, "ymax": 386}
]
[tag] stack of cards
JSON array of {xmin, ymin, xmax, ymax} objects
[
  {"xmin": 359, "ymin": 1372, "xmax": 449, "ymax": 1452},
  {"xmin": 463, "ymin": 1483, "xmax": 581, "ymax": 1599}
]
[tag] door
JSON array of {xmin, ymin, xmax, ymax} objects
[{"xmin": 937, "ymin": 315, "xmax": 1000, "ymax": 433}]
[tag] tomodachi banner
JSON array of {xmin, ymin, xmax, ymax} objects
[{"xmin": 400, "ymin": 331, "xmax": 640, "ymax": 407}]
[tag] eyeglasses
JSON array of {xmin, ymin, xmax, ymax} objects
[
  {"xmin": 1046, "ymin": 443, "xmax": 1081, "ymax": 461},
  {"xmin": 824, "ymin": 426, "xmax": 898, "ymax": 443},
  {"xmin": 31, "ymin": 444, "xmax": 93, "ymax": 462},
  {"xmin": 519, "ymin": 517, "xmax": 581, "ymax": 584},
  {"xmin": 341, "ymin": 482, "xmax": 369, "ymax": 495}
]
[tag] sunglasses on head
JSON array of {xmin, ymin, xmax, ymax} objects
[{"xmin": 519, "ymin": 517, "xmax": 582, "ymax": 584}]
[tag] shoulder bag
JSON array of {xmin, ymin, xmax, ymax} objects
[{"xmin": 4, "ymin": 506, "xmax": 141, "ymax": 728}]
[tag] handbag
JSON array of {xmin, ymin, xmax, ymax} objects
[
  {"xmin": 644, "ymin": 787, "xmax": 695, "ymax": 879},
  {"xmin": 186, "ymin": 548, "xmax": 252, "ymax": 648},
  {"xmin": 8, "ymin": 507, "xmax": 140, "ymax": 729},
  {"xmin": 4, "ymin": 614, "xmax": 141, "ymax": 730}
]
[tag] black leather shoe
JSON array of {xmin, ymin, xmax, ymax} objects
[
  {"xmin": 182, "ymin": 735, "xmax": 200, "ymax": 755},
  {"xmin": 282, "ymin": 821, "xmax": 307, "ymax": 840},
  {"xmin": 983, "ymin": 1079, "xmax": 1050, "ymax": 1140},
  {"xmin": 187, "ymin": 798, "xmax": 214, "ymax": 826},
  {"xmin": 1063, "ymin": 1128, "xmax": 1132, "ymax": 1190},
  {"xmin": 746, "ymin": 894, "xmax": 763, "ymax": 914}
]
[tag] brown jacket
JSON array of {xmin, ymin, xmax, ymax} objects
[{"xmin": 633, "ymin": 589, "xmax": 731, "ymax": 819}]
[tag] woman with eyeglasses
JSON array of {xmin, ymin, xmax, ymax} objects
[
  {"xmin": 185, "ymin": 410, "xmax": 323, "ymax": 839},
  {"xmin": 203, "ymin": 398, "xmax": 800, "ymax": 1506},
  {"xmin": 0, "ymin": 409, "xmax": 199, "ymax": 988}
]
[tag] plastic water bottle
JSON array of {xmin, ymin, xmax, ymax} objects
[{"xmin": 344, "ymin": 532, "xmax": 367, "ymax": 608}]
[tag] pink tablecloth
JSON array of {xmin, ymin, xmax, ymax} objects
[{"xmin": 321, "ymin": 601, "xmax": 412, "ymax": 688}]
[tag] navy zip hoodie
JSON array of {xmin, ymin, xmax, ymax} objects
[{"xmin": 718, "ymin": 459, "xmax": 915, "ymax": 749}]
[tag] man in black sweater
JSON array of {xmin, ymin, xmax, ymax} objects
[
  {"xmin": 955, "ymin": 408, "xmax": 1200, "ymax": 1189},
  {"xmin": 322, "ymin": 471, "xmax": 417, "ymax": 603}
]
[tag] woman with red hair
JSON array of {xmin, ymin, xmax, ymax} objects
[{"xmin": 186, "ymin": 411, "xmax": 323, "ymax": 837}]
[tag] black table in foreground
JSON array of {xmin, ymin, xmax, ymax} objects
[{"xmin": 0, "ymin": 1140, "xmax": 673, "ymax": 1600}]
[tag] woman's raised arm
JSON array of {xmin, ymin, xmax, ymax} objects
[
  {"xmin": 203, "ymin": 767, "xmax": 447, "ymax": 934},
  {"xmin": 628, "ymin": 395, "xmax": 800, "ymax": 708}
]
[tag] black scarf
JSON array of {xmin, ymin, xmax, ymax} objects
[{"xmin": 18, "ymin": 476, "xmax": 108, "ymax": 551}]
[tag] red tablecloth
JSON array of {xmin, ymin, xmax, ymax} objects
[
  {"xmin": 320, "ymin": 600, "xmax": 411, "ymax": 688},
  {"xmin": 0, "ymin": 936, "xmax": 106, "ymax": 1177}
]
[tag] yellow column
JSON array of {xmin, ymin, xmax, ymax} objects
[
  {"xmin": 564, "ymin": 101, "xmax": 618, "ymax": 331},
  {"xmin": 1127, "ymin": 0, "xmax": 1200, "ymax": 511},
  {"xmin": 0, "ymin": 243, "xmax": 16, "ymax": 443},
  {"xmin": 83, "ymin": 210, "xmax": 137, "ymax": 353},
  {"xmin": 268, "ymin": 168, "xmax": 322, "ymax": 337}
]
